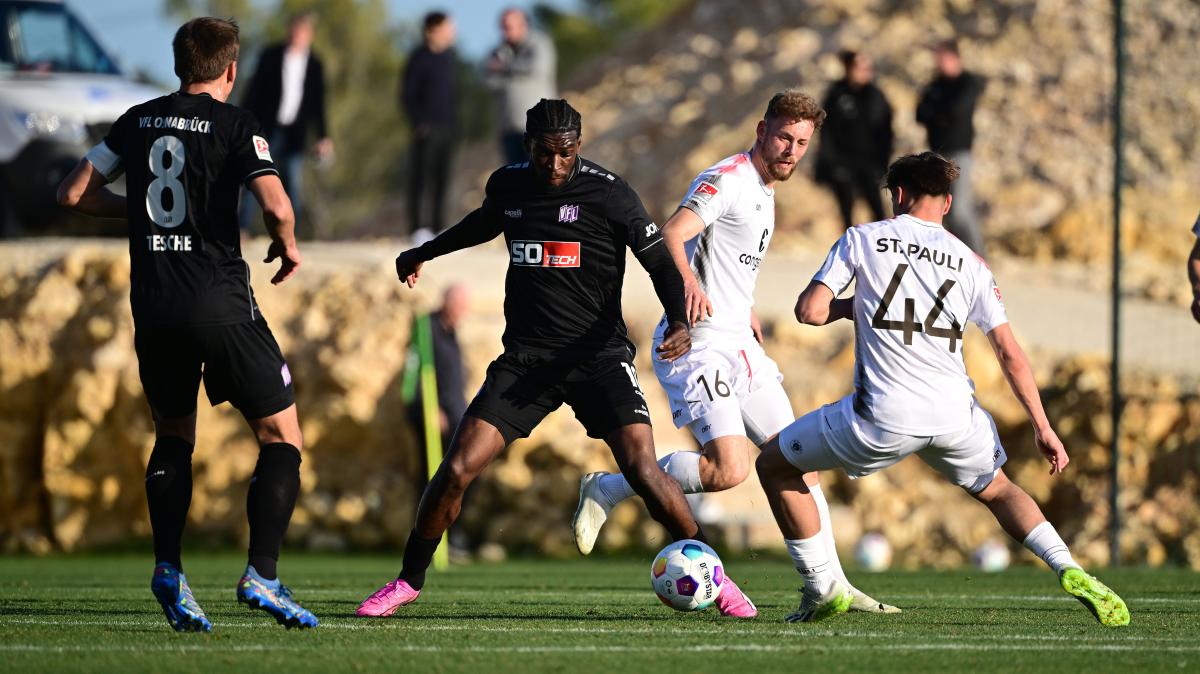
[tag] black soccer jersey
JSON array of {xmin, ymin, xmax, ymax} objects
[
  {"xmin": 86, "ymin": 92, "xmax": 278, "ymax": 326},
  {"xmin": 420, "ymin": 158, "xmax": 675, "ymax": 357}
]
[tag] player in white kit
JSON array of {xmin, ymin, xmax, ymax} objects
[
  {"xmin": 572, "ymin": 90, "xmax": 895, "ymax": 613},
  {"xmin": 755, "ymin": 152, "xmax": 1130, "ymax": 626}
]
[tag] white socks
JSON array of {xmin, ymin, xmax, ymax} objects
[
  {"xmin": 596, "ymin": 451, "xmax": 704, "ymax": 507},
  {"xmin": 1022, "ymin": 521, "xmax": 1081, "ymax": 574},
  {"xmin": 786, "ymin": 535, "xmax": 835, "ymax": 595},
  {"xmin": 809, "ymin": 484, "xmax": 853, "ymax": 590}
]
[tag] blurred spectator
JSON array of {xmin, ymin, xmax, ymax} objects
[
  {"xmin": 402, "ymin": 11, "xmax": 458, "ymax": 240},
  {"xmin": 917, "ymin": 39, "xmax": 986, "ymax": 256},
  {"xmin": 241, "ymin": 11, "xmax": 333, "ymax": 233},
  {"xmin": 1189, "ymin": 212, "xmax": 1200, "ymax": 323},
  {"xmin": 815, "ymin": 50, "xmax": 894, "ymax": 230},
  {"xmin": 403, "ymin": 284, "xmax": 472, "ymax": 552},
  {"xmin": 485, "ymin": 8, "xmax": 557, "ymax": 164}
]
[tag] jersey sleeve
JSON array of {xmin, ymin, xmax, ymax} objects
[
  {"xmin": 84, "ymin": 110, "xmax": 133, "ymax": 181},
  {"xmin": 228, "ymin": 112, "xmax": 279, "ymax": 185},
  {"xmin": 679, "ymin": 171, "xmax": 736, "ymax": 227},
  {"xmin": 812, "ymin": 231, "xmax": 856, "ymax": 295},
  {"xmin": 967, "ymin": 266, "xmax": 1009, "ymax": 334},
  {"xmin": 610, "ymin": 180, "xmax": 664, "ymax": 254}
]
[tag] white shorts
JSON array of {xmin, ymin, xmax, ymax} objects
[
  {"xmin": 652, "ymin": 338, "xmax": 792, "ymax": 447},
  {"xmin": 778, "ymin": 394, "xmax": 1007, "ymax": 494}
]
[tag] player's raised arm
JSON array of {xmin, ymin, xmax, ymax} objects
[
  {"xmin": 247, "ymin": 174, "xmax": 300, "ymax": 285},
  {"xmin": 796, "ymin": 230, "xmax": 856, "ymax": 326},
  {"xmin": 56, "ymin": 119, "xmax": 130, "ymax": 219}
]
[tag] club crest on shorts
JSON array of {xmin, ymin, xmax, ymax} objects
[{"xmin": 558, "ymin": 204, "xmax": 580, "ymax": 223}]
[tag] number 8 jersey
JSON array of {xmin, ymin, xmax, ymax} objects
[
  {"xmin": 814, "ymin": 213, "xmax": 1008, "ymax": 435},
  {"xmin": 85, "ymin": 92, "xmax": 278, "ymax": 326}
]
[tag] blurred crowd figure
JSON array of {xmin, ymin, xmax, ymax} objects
[
  {"xmin": 240, "ymin": 11, "xmax": 333, "ymax": 235},
  {"xmin": 402, "ymin": 12, "xmax": 459, "ymax": 240},
  {"xmin": 917, "ymin": 39, "xmax": 986, "ymax": 256},
  {"xmin": 815, "ymin": 50, "xmax": 894, "ymax": 231},
  {"xmin": 485, "ymin": 8, "xmax": 558, "ymax": 165}
]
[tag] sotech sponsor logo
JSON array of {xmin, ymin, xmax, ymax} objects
[{"xmin": 510, "ymin": 240, "xmax": 581, "ymax": 268}]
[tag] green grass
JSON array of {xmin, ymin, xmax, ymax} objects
[{"xmin": 0, "ymin": 553, "xmax": 1197, "ymax": 673}]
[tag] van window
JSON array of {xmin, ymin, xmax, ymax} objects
[{"xmin": 3, "ymin": 2, "xmax": 119, "ymax": 74}]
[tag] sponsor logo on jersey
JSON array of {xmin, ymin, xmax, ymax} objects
[
  {"xmin": 685, "ymin": 180, "xmax": 720, "ymax": 210},
  {"xmin": 993, "ymin": 286, "xmax": 1003, "ymax": 302},
  {"xmin": 510, "ymin": 240, "xmax": 581, "ymax": 267},
  {"xmin": 505, "ymin": 208, "xmax": 522, "ymax": 218},
  {"xmin": 738, "ymin": 253, "xmax": 764, "ymax": 270},
  {"xmin": 645, "ymin": 222, "xmax": 659, "ymax": 237},
  {"xmin": 558, "ymin": 204, "xmax": 580, "ymax": 223},
  {"xmin": 252, "ymin": 135, "xmax": 272, "ymax": 161}
]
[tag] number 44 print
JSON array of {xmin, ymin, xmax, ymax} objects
[{"xmin": 871, "ymin": 263, "xmax": 964, "ymax": 352}]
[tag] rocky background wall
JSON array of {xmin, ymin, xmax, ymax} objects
[{"xmin": 1, "ymin": 243, "xmax": 1196, "ymax": 568}]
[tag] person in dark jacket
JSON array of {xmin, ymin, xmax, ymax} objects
[
  {"xmin": 917, "ymin": 39, "xmax": 986, "ymax": 255},
  {"xmin": 815, "ymin": 50, "xmax": 894, "ymax": 230},
  {"xmin": 240, "ymin": 11, "xmax": 333, "ymax": 231},
  {"xmin": 401, "ymin": 11, "xmax": 458, "ymax": 239}
]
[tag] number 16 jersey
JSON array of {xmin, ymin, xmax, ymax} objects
[
  {"xmin": 86, "ymin": 92, "xmax": 278, "ymax": 326},
  {"xmin": 813, "ymin": 214, "xmax": 1009, "ymax": 435}
]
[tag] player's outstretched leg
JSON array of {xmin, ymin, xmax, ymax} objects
[
  {"xmin": 576, "ymin": 436, "xmax": 738, "ymax": 555},
  {"xmin": 237, "ymin": 405, "xmax": 317, "ymax": 629},
  {"xmin": 805, "ymin": 476, "xmax": 899, "ymax": 614},
  {"xmin": 971, "ymin": 470, "xmax": 1130, "ymax": 627},
  {"xmin": 358, "ymin": 417, "xmax": 507, "ymax": 617},
  {"xmin": 144, "ymin": 419, "xmax": 211, "ymax": 632},
  {"xmin": 604, "ymin": 424, "xmax": 757, "ymax": 618}
]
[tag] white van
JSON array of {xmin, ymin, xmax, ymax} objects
[{"xmin": 0, "ymin": 0, "xmax": 163, "ymax": 235}]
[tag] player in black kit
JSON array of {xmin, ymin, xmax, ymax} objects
[
  {"xmin": 357, "ymin": 99, "xmax": 759, "ymax": 618},
  {"xmin": 56, "ymin": 18, "xmax": 317, "ymax": 631}
]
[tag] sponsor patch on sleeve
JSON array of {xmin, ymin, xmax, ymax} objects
[
  {"xmin": 685, "ymin": 180, "xmax": 720, "ymax": 210},
  {"xmin": 253, "ymin": 135, "xmax": 272, "ymax": 161}
]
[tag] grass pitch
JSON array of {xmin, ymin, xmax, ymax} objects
[{"xmin": 0, "ymin": 553, "xmax": 1196, "ymax": 673}]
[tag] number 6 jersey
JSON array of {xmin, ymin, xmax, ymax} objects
[
  {"xmin": 813, "ymin": 213, "xmax": 1009, "ymax": 435},
  {"xmin": 85, "ymin": 92, "xmax": 278, "ymax": 326}
]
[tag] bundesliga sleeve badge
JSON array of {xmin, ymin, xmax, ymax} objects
[{"xmin": 252, "ymin": 135, "xmax": 272, "ymax": 162}]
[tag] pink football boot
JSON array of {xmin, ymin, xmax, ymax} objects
[
  {"xmin": 356, "ymin": 578, "xmax": 421, "ymax": 617},
  {"xmin": 715, "ymin": 577, "xmax": 758, "ymax": 618}
]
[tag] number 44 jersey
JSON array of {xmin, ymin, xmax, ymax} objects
[
  {"xmin": 814, "ymin": 213, "xmax": 1009, "ymax": 436},
  {"xmin": 85, "ymin": 92, "xmax": 278, "ymax": 326}
]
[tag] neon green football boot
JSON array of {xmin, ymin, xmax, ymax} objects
[{"xmin": 1059, "ymin": 567, "xmax": 1130, "ymax": 627}]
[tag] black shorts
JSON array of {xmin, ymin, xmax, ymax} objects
[
  {"xmin": 466, "ymin": 351, "xmax": 651, "ymax": 444},
  {"xmin": 134, "ymin": 317, "xmax": 295, "ymax": 421}
]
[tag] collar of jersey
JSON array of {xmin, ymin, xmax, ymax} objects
[
  {"xmin": 898, "ymin": 213, "xmax": 945, "ymax": 228},
  {"xmin": 744, "ymin": 149, "xmax": 775, "ymax": 196}
]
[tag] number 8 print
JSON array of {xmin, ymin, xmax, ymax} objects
[{"xmin": 147, "ymin": 135, "xmax": 186, "ymax": 228}]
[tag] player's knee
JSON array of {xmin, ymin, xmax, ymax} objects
[
  {"xmin": 444, "ymin": 458, "xmax": 480, "ymax": 493},
  {"xmin": 967, "ymin": 468, "xmax": 1009, "ymax": 502}
]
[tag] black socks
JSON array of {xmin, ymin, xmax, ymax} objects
[
  {"xmin": 145, "ymin": 436, "xmax": 195, "ymax": 572},
  {"xmin": 246, "ymin": 443, "xmax": 301, "ymax": 580},
  {"xmin": 398, "ymin": 531, "xmax": 442, "ymax": 590}
]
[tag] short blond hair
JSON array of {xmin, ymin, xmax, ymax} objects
[{"xmin": 764, "ymin": 89, "xmax": 825, "ymax": 129}]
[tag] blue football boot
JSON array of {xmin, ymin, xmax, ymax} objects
[
  {"xmin": 150, "ymin": 562, "xmax": 212, "ymax": 632},
  {"xmin": 236, "ymin": 565, "xmax": 318, "ymax": 629}
]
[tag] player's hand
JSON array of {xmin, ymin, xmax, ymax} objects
[
  {"xmin": 264, "ymin": 240, "xmax": 301, "ymax": 285},
  {"xmin": 750, "ymin": 310, "xmax": 764, "ymax": 344},
  {"xmin": 656, "ymin": 321, "xmax": 691, "ymax": 362},
  {"xmin": 684, "ymin": 278, "xmax": 713, "ymax": 327},
  {"xmin": 1035, "ymin": 427, "xmax": 1069, "ymax": 475},
  {"xmin": 395, "ymin": 248, "xmax": 425, "ymax": 288}
]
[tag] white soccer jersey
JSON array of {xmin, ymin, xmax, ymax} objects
[
  {"xmin": 813, "ymin": 214, "xmax": 1009, "ymax": 435},
  {"xmin": 656, "ymin": 151, "xmax": 775, "ymax": 346}
]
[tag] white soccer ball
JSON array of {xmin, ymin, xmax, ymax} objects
[
  {"xmin": 972, "ymin": 540, "xmax": 1011, "ymax": 572},
  {"xmin": 855, "ymin": 532, "xmax": 893, "ymax": 572},
  {"xmin": 650, "ymin": 539, "xmax": 724, "ymax": 611}
]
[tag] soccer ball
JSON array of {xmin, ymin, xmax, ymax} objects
[
  {"xmin": 650, "ymin": 539, "xmax": 724, "ymax": 611},
  {"xmin": 855, "ymin": 532, "xmax": 893, "ymax": 572},
  {"xmin": 972, "ymin": 540, "xmax": 1011, "ymax": 572}
]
